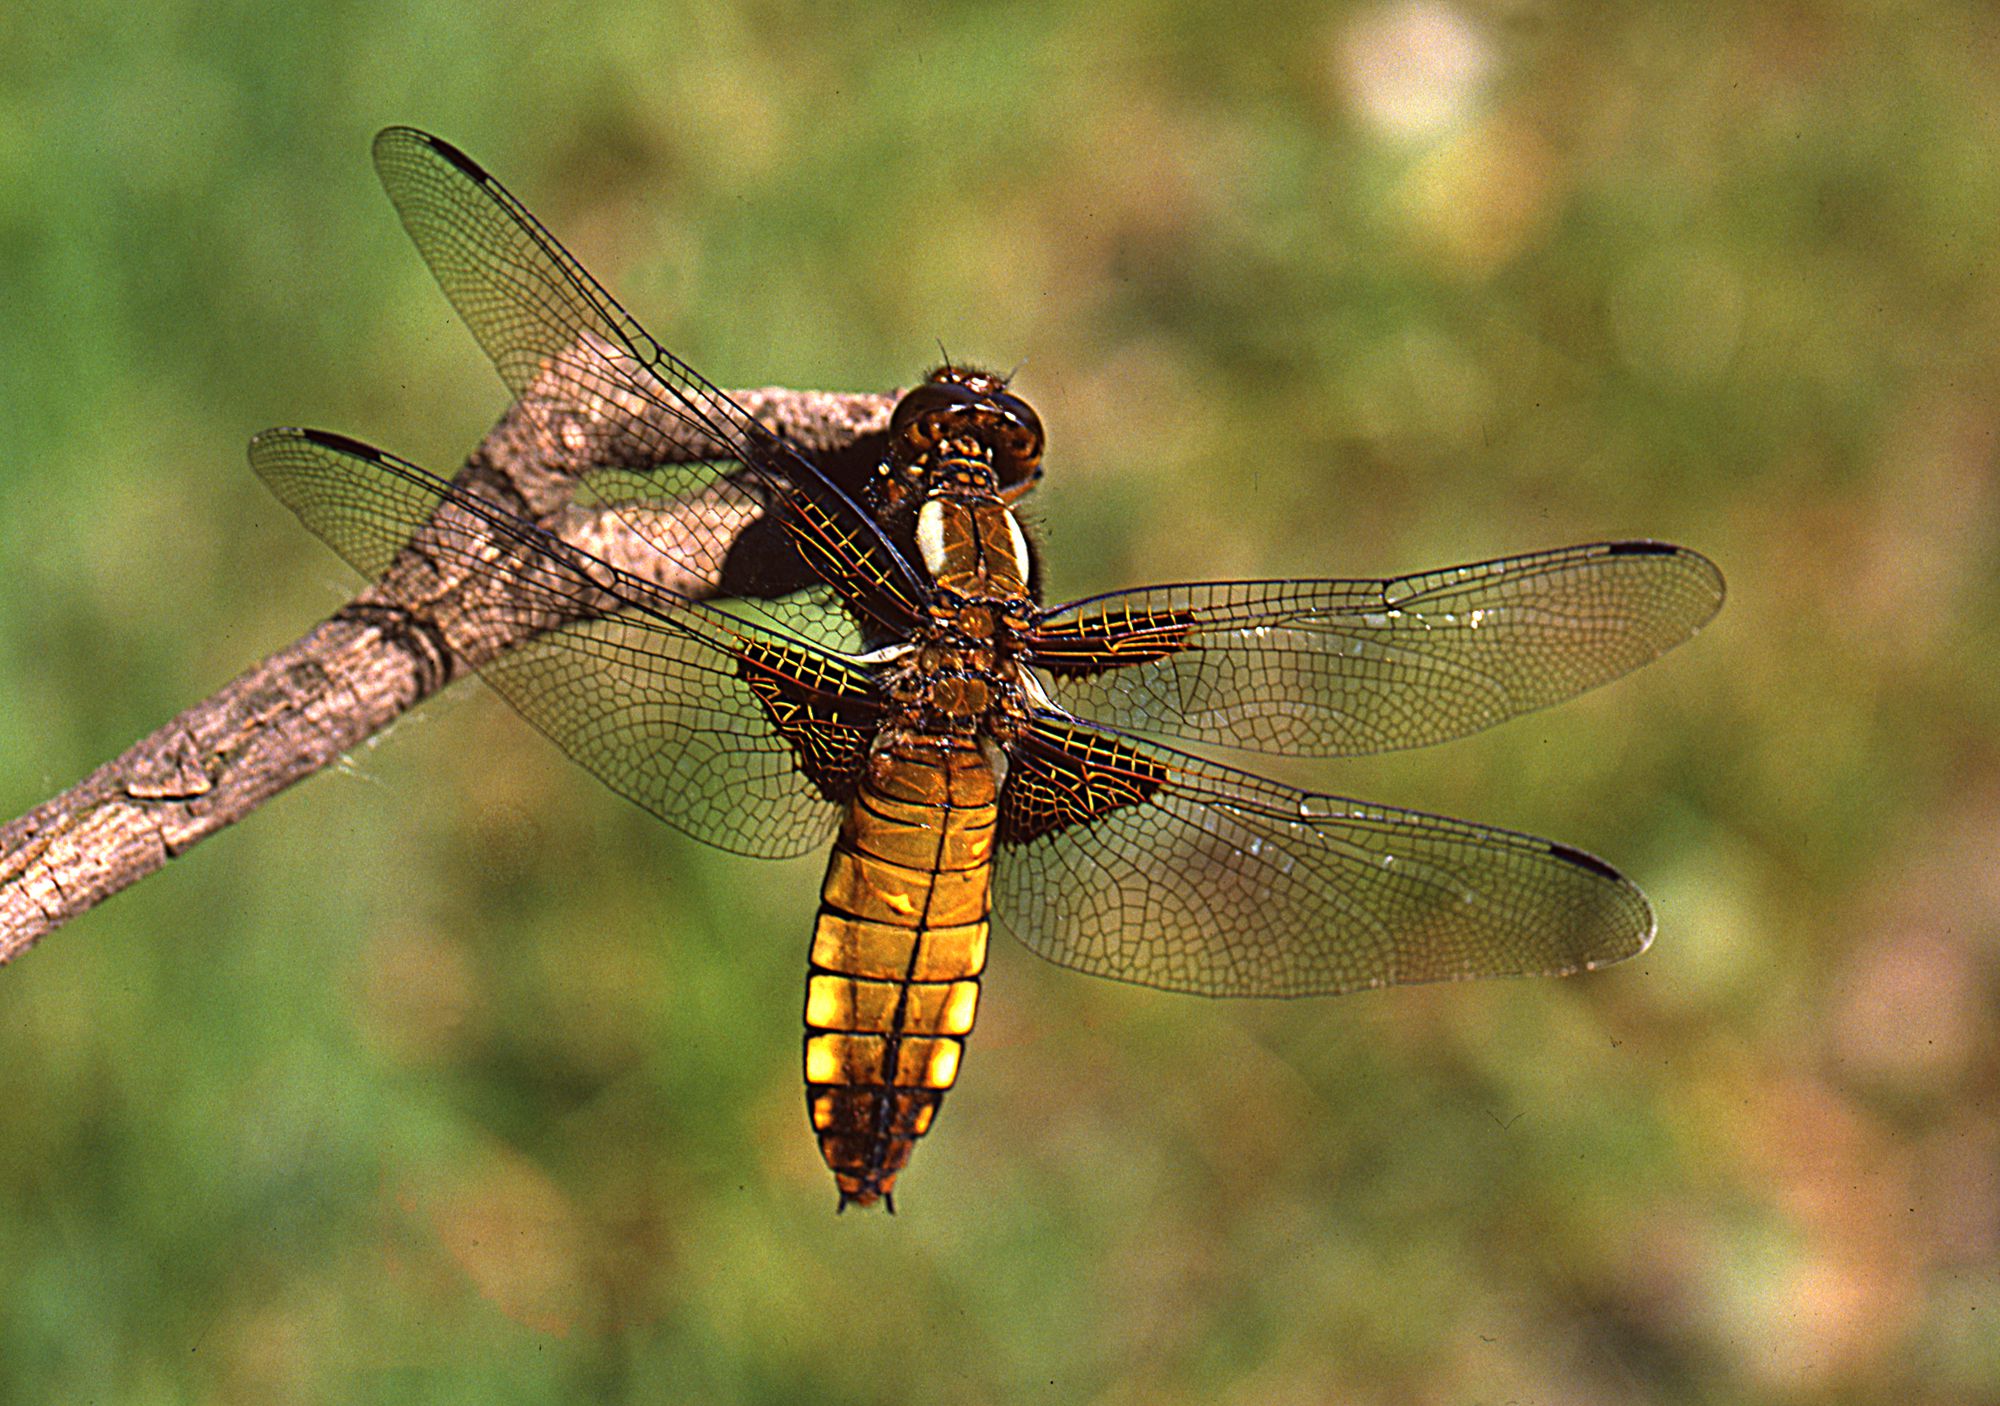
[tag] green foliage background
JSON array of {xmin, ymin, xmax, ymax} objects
[{"xmin": 3, "ymin": 2, "xmax": 1995, "ymax": 1401}]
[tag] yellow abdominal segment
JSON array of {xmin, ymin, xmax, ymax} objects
[{"xmin": 804, "ymin": 735, "xmax": 996, "ymax": 1210}]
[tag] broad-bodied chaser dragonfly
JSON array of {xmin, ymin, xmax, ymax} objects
[{"xmin": 252, "ymin": 130, "xmax": 1723, "ymax": 1210}]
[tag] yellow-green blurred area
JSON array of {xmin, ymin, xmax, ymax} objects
[{"xmin": 2, "ymin": 0, "xmax": 1995, "ymax": 1400}]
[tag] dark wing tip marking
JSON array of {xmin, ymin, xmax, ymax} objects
[
  {"xmin": 1546, "ymin": 841, "xmax": 1624, "ymax": 883},
  {"xmin": 1611, "ymin": 537, "xmax": 1727, "ymax": 591},
  {"xmin": 374, "ymin": 125, "xmax": 488, "ymax": 179},
  {"xmin": 296, "ymin": 427, "xmax": 389, "ymax": 462},
  {"xmin": 1547, "ymin": 842, "xmax": 1658, "ymax": 968},
  {"xmin": 1607, "ymin": 539, "xmax": 1678, "ymax": 557}
]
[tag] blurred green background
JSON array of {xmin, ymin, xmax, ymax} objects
[{"xmin": 3, "ymin": 1, "xmax": 1995, "ymax": 1401}]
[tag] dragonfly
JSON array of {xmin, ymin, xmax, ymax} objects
[{"xmin": 252, "ymin": 128, "xmax": 1724, "ymax": 1211}]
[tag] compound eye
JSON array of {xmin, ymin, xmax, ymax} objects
[
  {"xmin": 991, "ymin": 395, "xmax": 1045, "ymax": 491},
  {"xmin": 889, "ymin": 382, "xmax": 965, "ymax": 442}
]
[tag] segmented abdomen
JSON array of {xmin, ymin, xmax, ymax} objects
[{"xmin": 803, "ymin": 735, "xmax": 995, "ymax": 1210}]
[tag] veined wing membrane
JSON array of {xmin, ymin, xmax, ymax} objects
[
  {"xmin": 1024, "ymin": 541, "xmax": 1724, "ymax": 757},
  {"xmin": 370, "ymin": 126, "xmax": 926, "ymax": 635},
  {"xmin": 250, "ymin": 429, "xmax": 883, "ymax": 860},
  {"xmin": 992, "ymin": 715, "xmax": 1651, "ymax": 998}
]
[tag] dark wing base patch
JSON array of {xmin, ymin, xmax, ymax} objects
[
  {"xmin": 1025, "ymin": 606, "xmax": 1195, "ymax": 677},
  {"xmin": 998, "ymin": 718, "xmax": 1167, "ymax": 844},
  {"xmin": 738, "ymin": 639, "xmax": 884, "ymax": 803}
]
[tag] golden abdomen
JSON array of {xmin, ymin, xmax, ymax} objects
[{"xmin": 803, "ymin": 735, "xmax": 996, "ymax": 1210}]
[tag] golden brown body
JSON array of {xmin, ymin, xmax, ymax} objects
[
  {"xmin": 256, "ymin": 137, "xmax": 1713, "ymax": 1221},
  {"xmin": 794, "ymin": 366, "xmax": 1049, "ymax": 1211},
  {"xmin": 804, "ymin": 735, "xmax": 997, "ymax": 1208}
]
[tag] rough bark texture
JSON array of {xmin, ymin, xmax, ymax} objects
[{"xmin": 0, "ymin": 383, "xmax": 898, "ymax": 964}]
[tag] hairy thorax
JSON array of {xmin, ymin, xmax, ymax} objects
[
  {"xmin": 865, "ymin": 364, "xmax": 1049, "ymax": 755},
  {"xmin": 879, "ymin": 552, "xmax": 1046, "ymax": 736}
]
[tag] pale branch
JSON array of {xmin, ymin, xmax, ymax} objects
[{"xmin": 0, "ymin": 383, "xmax": 899, "ymax": 964}]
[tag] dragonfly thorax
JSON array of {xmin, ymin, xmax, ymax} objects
[
  {"xmin": 879, "ymin": 648, "xmax": 1034, "ymax": 741},
  {"xmin": 876, "ymin": 491, "xmax": 1040, "ymax": 741}
]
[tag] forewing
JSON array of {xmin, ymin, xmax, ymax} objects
[
  {"xmin": 250, "ymin": 429, "xmax": 883, "ymax": 859},
  {"xmin": 370, "ymin": 126, "xmax": 926, "ymax": 632},
  {"xmin": 1024, "ymin": 542, "xmax": 1724, "ymax": 756},
  {"xmin": 992, "ymin": 716, "xmax": 1652, "ymax": 998}
]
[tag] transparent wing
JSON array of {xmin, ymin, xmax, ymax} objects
[
  {"xmin": 370, "ymin": 125, "xmax": 926, "ymax": 637},
  {"xmin": 992, "ymin": 715, "xmax": 1651, "ymax": 998},
  {"xmin": 250, "ymin": 429, "xmax": 884, "ymax": 860},
  {"xmin": 1023, "ymin": 541, "xmax": 1724, "ymax": 756}
]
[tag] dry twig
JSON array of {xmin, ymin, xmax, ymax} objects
[{"xmin": 0, "ymin": 381, "xmax": 898, "ymax": 963}]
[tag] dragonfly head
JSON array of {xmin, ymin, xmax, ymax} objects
[{"xmin": 877, "ymin": 364, "xmax": 1045, "ymax": 514}]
